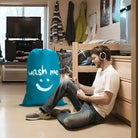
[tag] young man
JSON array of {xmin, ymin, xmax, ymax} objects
[{"xmin": 26, "ymin": 45, "xmax": 120, "ymax": 130}]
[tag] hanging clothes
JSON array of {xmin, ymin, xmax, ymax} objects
[
  {"xmin": 65, "ymin": 1, "xmax": 75, "ymax": 45},
  {"xmin": 75, "ymin": 2, "xmax": 87, "ymax": 43},
  {"xmin": 50, "ymin": 1, "xmax": 65, "ymax": 43}
]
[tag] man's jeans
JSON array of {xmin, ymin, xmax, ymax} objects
[{"xmin": 40, "ymin": 78, "xmax": 104, "ymax": 129}]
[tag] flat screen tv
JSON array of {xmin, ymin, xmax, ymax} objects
[{"xmin": 6, "ymin": 17, "xmax": 41, "ymax": 39}]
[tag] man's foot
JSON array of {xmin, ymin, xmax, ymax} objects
[
  {"xmin": 51, "ymin": 108, "xmax": 71, "ymax": 117},
  {"xmin": 26, "ymin": 109, "xmax": 54, "ymax": 121}
]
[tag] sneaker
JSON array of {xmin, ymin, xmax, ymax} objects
[
  {"xmin": 26, "ymin": 109, "xmax": 54, "ymax": 121},
  {"xmin": 51, "ymin": 108, "xmax": 71, "ymax": 117}
]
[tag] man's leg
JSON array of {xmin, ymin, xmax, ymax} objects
[
  {"xmin": 26, "ymin": 78, "xmax": 83, "ymax": 120},
  {"xmin": 40, "ymin": 78, "xmax": 83, "ymax": 113},
  {"xmin": 57, "ymin": 102, "xmax": 105, "ymax": 130}
]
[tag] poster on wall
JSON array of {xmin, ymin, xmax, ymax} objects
[
  {"xmin": 100, "ymin": 0, "xmax": 110, "ymax": 27},
  {"xmin": 112, "ymin": 0, "xmax": 120, "ymax": 23},
  {"xmin": 83, "ymin": 12, "xmax": 97, "ymax": 43}
]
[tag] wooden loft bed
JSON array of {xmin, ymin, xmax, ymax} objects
[{"xmin": 72, "ymin": 42, "xmax": 120, "ymax": 79}]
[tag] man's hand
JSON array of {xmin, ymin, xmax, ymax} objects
[
  {"xmin": 77, "ymin": 89, "xmax": 86, "ymax": 100},
  {"xmin": 72, "ymin": 77, "xmax": 79, "ymax": 86}
]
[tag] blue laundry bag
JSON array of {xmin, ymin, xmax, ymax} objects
[{"xmin": 21, "ymin": 48, "xmax": 66, "ymax": 106}]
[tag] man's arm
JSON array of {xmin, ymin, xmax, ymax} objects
[
  {"xmin": 77, "ymin": 83, "xmax": 94, "ymax": 95},
  {"xmin": 77, "ymin": 89, "xmax": 113, "ymax": 105},
  {"xmin": 72, "ymin": 77, "xmax": 94, "ymax": 95}
]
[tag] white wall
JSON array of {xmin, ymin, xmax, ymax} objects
[
  {"xmin": 86, "ymin": 0, "xmax": 120, "ymax": 41},
  {"xmin": 48, "ymin": 0, "xmax": 120, "ymax": 47},
  {"xmin": 48, "ymin": 0, "xmax": 86, "ymax": 47},
  {"xmin": 0, "ymin": 0, "xmax": 120, "ymax": 44},
  {"xmin": 49, "ymin": 0, "xmax": 86, "ymax": 33}
]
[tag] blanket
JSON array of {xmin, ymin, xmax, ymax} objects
[{"xmin": 57, "ymin": 50, "xmax": 92, "ymax": 76}]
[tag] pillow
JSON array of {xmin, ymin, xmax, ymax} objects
[{"xmin": 21, "ymin": 48, "xmax": 66, "ymax": 106}]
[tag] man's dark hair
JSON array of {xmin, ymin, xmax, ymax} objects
[{"xmin": 90, "ymin": 45, "xmax": 111, "ymax": 61}]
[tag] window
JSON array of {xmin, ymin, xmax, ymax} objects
[{"xmin": 0, "ymin": 6, "xmax": 46, "ymax": 58}]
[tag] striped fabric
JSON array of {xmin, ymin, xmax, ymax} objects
[{"xmin": 50, "ymin": 1, "xmax": 65, "ymax": 43}]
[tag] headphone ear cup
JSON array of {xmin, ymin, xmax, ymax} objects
[{"xmin": 99, "ymin": 52, "xmax": 106, "ymax": 60}]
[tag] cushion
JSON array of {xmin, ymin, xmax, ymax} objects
[{"xmin": 21, "ymin": 48, "xmax": 66, "ymax": 106}]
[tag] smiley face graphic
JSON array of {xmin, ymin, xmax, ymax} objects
[{"xmin": 36, "ymin": 78, "xmax": 53, "ymax": 92}]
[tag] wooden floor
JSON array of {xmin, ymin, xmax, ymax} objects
[{"xmin": 0, "ymin": 82, "xmax": 131, "ymax": 138}]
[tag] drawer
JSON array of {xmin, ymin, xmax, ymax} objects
[
  {"xmin": 118, "ymin": 80, "xmax": 131, "ymax": 101},
  {"xmin": 113, "ymin": 99, "xmax": 131, "ymax": 122},
  {"xmin": 112, "ymin": 59, "xmax": 131, "ymax": 80}
]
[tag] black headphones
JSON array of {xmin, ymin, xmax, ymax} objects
[{"xmin": 98, "ymin": 47, "xmax": 106, "ymax": 61}]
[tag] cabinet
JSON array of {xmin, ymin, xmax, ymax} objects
[
  {"xmin": 112, "ymin": 56, "xmax": 131, "ymax": 125},
  {"xmin": 2, "ymin": 40, "xmax": 43, "ymax": 81},
  {"xmin": 5, "ymin": 40, "xmax": 43, "ymax": 61}
]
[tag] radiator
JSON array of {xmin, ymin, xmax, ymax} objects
[{"xmin": 2, "ymin": 65, "xmax": 27, "ymax": 81}]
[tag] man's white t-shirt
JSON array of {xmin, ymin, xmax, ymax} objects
[{"xmin": 92, "ymin": 65, "xmax": 120, "ymax": 118}]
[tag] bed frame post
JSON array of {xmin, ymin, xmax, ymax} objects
[{"xmin": 72, "ymin": 42, "xmax": 78, "ymax": 79}]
